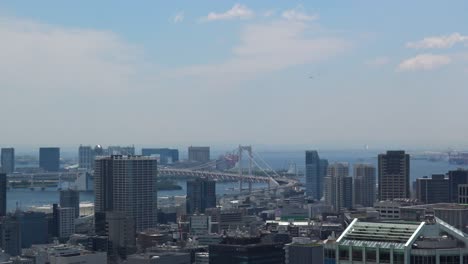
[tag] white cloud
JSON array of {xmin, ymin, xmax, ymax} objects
[
  {"xmin": 281, "ymin": 8, "xmax": 318, "ymax": 22},
  {"xmin": 201, "ymin": 4, "xmax": 254, "ymax": 22},
  {"xmin": 406, "ymin": 33, "xmax": 468, "ymax": 49},
  {"xmin": 175, "ymin": 20, "xmax": 347, "ymax": 82},
  {"xmin": 173, "ymin": 11, "xmax": 184, "ymax": 23},
  {"xmin": 0, "ymin": 16, "xmax": 142, "ymax": 96},
  {"xmin": 365, "ymin": 56, "xmax": 390, "ymax": 67},
  {"xmin": 397, "ymin": 54, "xmax": 451, "ymax": 71}
]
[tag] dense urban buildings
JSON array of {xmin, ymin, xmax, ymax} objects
[
  {"xmin": 39, "ymin": 147, "xmax": 60, "ymax": 172},
  {"xmin": 415, "ymin": 174, "xmax": 450, "ymax": 204},
  {"xmin": 378, "ymin": 150, "xmax": 410, "ymax": 201},
  {"xmin": 0, "ymin": 173, "xmax": 6, "ymax": 217},
  {"xmin": 60, "ymin": 189, "xmax": 80, "ymax": 218},
  {"xmin": 0, "ymin": 148, "xmax": 15, "ymax": 174},
  {"xmin": 186, "ymin": 178, "xmax": 216, "ymax": 214},
  {"xmin": 188, "ymin": 146, "xmax": 210, "ymax": 163},
  {"xmin": 324, "ymin": 162, "xmax": 353, "ymax": 212},
  {"xmin": 94, "ymin": 155, "xmax": 158, "ymax": 231},
  {"xmin": 141, "ymin": 148, "xmax": 179, "ymax": 164},
  {"xmin": 304, "ymin": 150, "xmax": 328, "ymax": 200},
  {"xmin": 353, "ymin": 163, "xmax": 376, "ymax": 207}
]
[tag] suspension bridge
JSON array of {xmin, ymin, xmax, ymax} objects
[
  {"xmin": 7, "ymin": 145, "xmax": 299, "ymax": 193},
  {"xmin": 158, "ymin": 145, "xmax": 298, "ymax": 193}
]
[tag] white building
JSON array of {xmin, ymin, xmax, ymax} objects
[{"xmin": 58, "ymin": 207, "xmax": 75, "ymax": 239}]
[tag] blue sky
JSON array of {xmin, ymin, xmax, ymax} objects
[{"xmin": 1, "ymin": 1, "xmax": 468, "ymax": 149}]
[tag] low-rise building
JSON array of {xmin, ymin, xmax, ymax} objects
[
  {"xmin": 325, "ymin": 217, "xmax": 468, "ymax": 263},
  {"xmin": 285, "ymin": 237, "xmax": 323, "ymax": 264}
]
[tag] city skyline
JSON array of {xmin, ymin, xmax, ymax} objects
[{"xmin": 0, "ymin": 1, "xmax": 468, "ymax": 147}]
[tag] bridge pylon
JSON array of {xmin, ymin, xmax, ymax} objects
[{"xmin": 238, "ymin": 145, "xmax": 253, "ymax": 193}]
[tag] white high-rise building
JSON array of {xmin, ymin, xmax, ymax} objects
[
  {"xmin": 58, "ymin": 207, "xmax": 75, "ymax": 239},
  {"xmin": 78, "ymin": 146, "xmax": 94, "ymax": 170},
  {"xmin": 94, "ymin": 155, "xmax": 158, "ymax": 231},
  {"xmin": 324, "ymin": 162, "xmax": 353, "ymax": 212}
]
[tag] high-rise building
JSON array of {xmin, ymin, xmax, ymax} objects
[
  {"xmin": 209, "ymin": 237, "xmax": 285, "ymax": 264},
  {"xmin": 324, "ymin": 162, "xmax": 353, "ymax": 212},
  {"xmin": 39, "ymin": 147, "xmax": 60, "ymax": 172},
  {"xmin": 60, "ymin": 189, "xmax": 80, "ymax": 218},
  {"xmin": 378, "ymin": 150, "xmax": 410, "ymax": 201},
  {"xmin": 0, "ymin": 173, "xmax": 6, "ymax": 217},
  {"xmin": 56, "ymin": 206, "xmax": 75, "ymax": 240},
  {"xmin": 415, "ymin": 174, "xmax": 450, "ymax": 204},
  {"xmin": 285, "ymin": 237, "xmax": 324, "ymax": 264},
  {"xmin": 188, "ymin": 146, "xmax": 210, "ymax": 163},
  {"xmin": 448, "ymin": 169, "xmax": 468, "ymax": 203},
  {"xmin": 94, "ymin": 155, "xmax": 158, "ymax": 231},
  {"xmin": 16, "ymin": 211, "xmax": 48, "ymax": 248},
  {"xmin": 186, "ymin": 178, "xmax": 216, "ymax": 214},
  {"xmin": 0, "ymin": 215, "xmax": 21, "ymax": 256},
  {"xmin": 78, "ymin": 145, "xmax": 95, "ymax": 170},
  {"xmin": 305, "ymin": 150, "xmax": 328, "ymax": 200},
  {"xmin": 353, "ymin": 164, "xmax": 376, "ymax": 207},
  {"xmin": 141, "ymin": 148, "xmax": 179, "ymax": 164},
  {"xmin": 1, "ymin": 148, "xmax": 15, "ymax": 174}
]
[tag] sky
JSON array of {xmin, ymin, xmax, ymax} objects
[{"xmin": 1, "ymin": 1, "xmax": 468, "ymax": 150}]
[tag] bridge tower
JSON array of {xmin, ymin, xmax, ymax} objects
[{"xmin": 238, "ymin": 145, "xmax": 253, "ymax": 193}]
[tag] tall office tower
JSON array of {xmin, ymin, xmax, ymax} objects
[
  {"xmin": 78, "ymin": 145, "xmax": 95, "ymax": 170},
  {"xmin": 94, "ymin": 155, "xmax": 158, "ymax": 231},
  {"xmin": 188, "ymin": 146, "xmax": 210, "ymax": 163},
  {"xmin": 324, "ymin": 162, "xmax": 353, "ymax": 212},
  {"xmin": 0, "ymin": 216, "xmax": 21, "ymax": 256},
  {"xmin": 415, "ymin": 174, "xmax": 450, "ymax": 204},
  {"xmin": 354, "ymin": 164, "xmax": 376, "ymax": 207},
  {"xmin": 305, "ymin": 150, "xmax": 328, "ymax": 200},
  {"xmin": 186, "ymin": 178, "xmax": 216, "ymax": 214},
  {"xmin": 60, "ymin": 189, "xmax": 80, "ymax": 218},
  {"xmin": 378, "ymin": 150, "xmax": 410, "ymax": 201},
  {"xmin": 448, "ymin": 169, "xmax": 468, "ymax": 202},
  {"xmin": 1, "ymin": 148, "xmax": 15, "ymax": 174},
  {"xmin": 0, "ymin": 173, "xmax": 6, "ymax": 217},
  {"xmin": 141, "ymin": 148, "xmax": 179, "ymax": 164},
  {"xmin": 285, "ymin": 237, "xmax": 324, "ymax": 264},
  {"xmin": 39, "ymin": 147, "xmax": 60, "ymax": 172}
]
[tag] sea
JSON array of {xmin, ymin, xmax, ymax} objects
[{"xmin": 7, "ymin": 149, "xmax": 467, "ymax": 212}]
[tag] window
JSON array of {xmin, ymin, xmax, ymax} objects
[{"xmin": 352, "ymin": 247, "xmax": 362, "ymax": 261}]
